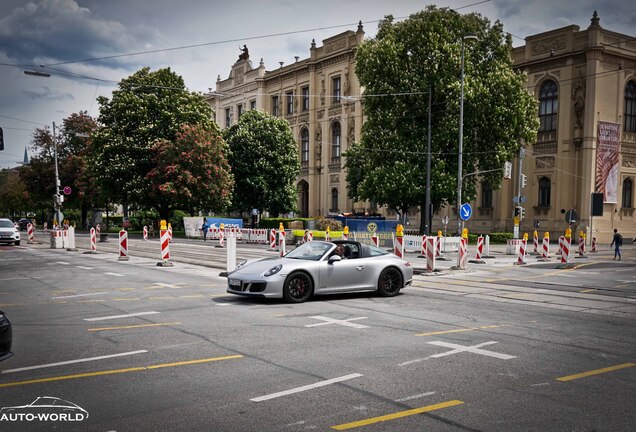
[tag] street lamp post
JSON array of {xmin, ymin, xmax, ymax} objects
[
  {"xmin": 52, "ymin": 121, "xmax": 63, "ymax": 227},
  {"xmin": 456, "ymin": 33, "xmax": 478, "ymax": 235}
]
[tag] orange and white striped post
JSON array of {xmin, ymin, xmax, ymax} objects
[
  {"xmin": 270, "ymin": 229, "xmax": 277, "ymax": 250},
  {"xmin": 394, "ymin": 224, "xmax": 404, "ymax": 258},
  {"xmin": 515, "ymin": 233, "xmax": 528, "ymax": 265},
  {"xmin": 420, "ymin": 235, "xmax": 427, "ymax": 257},
  {"xmin": 27, "ymin": 223, "xmax": 35, "ymax": 244},
  {"xmin": 471, "ymin": 235, "xmax": 485, "ymax": 263},
  {"xmin": 426, "ymin": 236, "xmax": 436, "ymax": 272},
  {"xmin": 457, "ymin": 228, "xmax": 468, "ymax": 269},
  {"xmin": 591, "ymin": 236, "xmax": 597, "ymax": 252},
  {"xmin": 561, "ymin": 228, "xmax": 572, "ymax": 265},
  {"xmin": 278, "ymin": 222, "xmax": 286, "ymax": 257},
  {"xmin": 89, "ymin": 227, "xmax": 97, "ymax": 253},
  {"xmin": 118, "ymin": 229, "xmax": 129, "ymax": 261},
  {"xmin": 578, "ymin": 231, "xmax": 587, "ymax": 258},
  {"xmin": 167, "ymin": 223, "xmax": 173, "ymax": 243},
  {"xmin": 218, "ymin": 223, "xmax": 225, "ymax": 248},
  {"xmin": 538, "ymin": 231, "xmax": 550, "ymax": 261},
  {"xmin": 533, "ymin": 230, "xmax": 539, "ymax": 255},
  {"xmin": 157, "ymin": 220, "xmax": 173, "ymax": 267},
  {"xmin": 95, "ymin": 223, "xmax": 101, "ymax": 238},
  {"xmin": 371, "ymin": 233, "xmax": 379, "ymax": 247},
  {"xmin": 143, "ymin": 225, "xmax": 148, "ymax": 240}
]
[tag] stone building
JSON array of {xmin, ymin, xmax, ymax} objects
[
  {"xmin": 207, "ymin": 13, "xmax": 636, "ymax": 241},
  {"xmin": 206, "ymin": 23, "xmax": 366, "ymax": 218}
]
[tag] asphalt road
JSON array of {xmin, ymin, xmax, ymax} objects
[{"xmin": 0, "ymin": 239, "xmax": 634, "ymax": 431}]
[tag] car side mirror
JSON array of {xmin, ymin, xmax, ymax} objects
[{"xmin": 328, "ymin": 255, "xmax": 342, "ymax": 264}]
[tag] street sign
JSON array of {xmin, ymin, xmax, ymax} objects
[
  {"xmin": 459, "ymin": 203, "xmax": 472, "ymax": 221},
  {"xmin": 565, "ymin": 209, "xmax": 578, "ymax": 224},
  {"xmin": 63, "ymin": 186, "xmax": 72, "ymax": 195},
  {"xmin": 442, "ymin": 215, "xmax": 449, "ymax": 225}
]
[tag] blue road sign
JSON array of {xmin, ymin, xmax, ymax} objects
[{"xmin": 459, "ymin": 203, "xmax": 473, "ymax": 221}]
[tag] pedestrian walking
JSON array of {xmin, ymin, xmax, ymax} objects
[
  {"xmin": 202, "ymin": 219, "xmax": 208, "ymax": 242},
  {"xmin": 610, "ymin": 228, "xmax": 623, "ymax": 260}
]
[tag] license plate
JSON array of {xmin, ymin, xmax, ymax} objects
[{"xmin": 228, "ymin": 279, "xmax": 241, "ymax": 287}]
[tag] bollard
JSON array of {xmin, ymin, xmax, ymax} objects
[
  {"xmin": 560, "ymin": 229, "xmax": 572, "ymax": 266},
  {"xmin": 576, "ymin": 231, "xmax": 587, "ymax": 258},
  {"xmin": 419, "ymin": 235, "xmax": 427, "ymax": 258},
  {"xmin": 118, "ymin": 229, "xmax": 129, "ymax": 261},
  {"xmin": 456, "ymin": 228, "xmax": 469, "ymax": 269},
  {"xmin": 218, "ymin": 228, "xmax": 225, "ymax": 248},
  {"xmin": 307, "ymin": 230, "xmax": 313, "ymax": 242},
  {"xmin": 279, "ymin": 229, "xmax": 286, "ymax": 257},
  {"xmin": 157, "ymin": 227, "xmax": 173, "ymax": 267},
  {"xmin": 371, "ymin": 234, "xmax": 379, "ymax": 247},
  {"xmin": 66, "ymin": 226, "xmax": 77, "ymax": 251},
  {"xmin": 537, "ymin": 232, "xmax": 550, "ymax": 261},
  {"xmin": 533, "ymin": 230, "xmax": 539, "ymax": 255},
  {"xmin": 557, "ymin": 236, "xmax": 564, "ymax": 256},
  {"xmin": 226, "ymin": 227, "xmax": 237, "ymax": 272},
  {"xmin": 27, "ymin": 223, "xmax": 35, "ymax": 244},
  {"xmin": 342, "ymin": 226, "xmax": 349, "ymax": 241},
  {"xmin": 270, "ymin": 229, "xmax": 277, "ymax": 250},
  {"xmin": 515, "ymin": 234, "xmax": 528, "ymax": 265},
  {"xmin": 426, "ymin": 236, "xmax": 436, "ymax": 272},
  {"xmin": 469, "ymin": 235, "xmax": 485, "ymax": 264},
  {"xmin": 591, "ymin": 236, "xmax": 597, "ymax": 252},
  {"xmin": 43, "ymin": 222, "xmax": 48, "ymax": 231},
  {"xmin": 89, "ymin": 228, "xmax": 97, "ymax": 253},
  {"xmin": 96, "ymin": 224, "xmax": 101, "ymax": 239},
  {"xmin": 394, "ymin": 224, "xmax": 404, "ymax": 258},
  {"xmin": 168, "ymin": 224, "xmax": 173, "ymax": 243},
  {"xmin": 143, "ymin": 225, "xmax": 148, "ymax": 241},
  {"xmin": 50, "ymin": 229, "xmax": 63, "ymax": 249}
]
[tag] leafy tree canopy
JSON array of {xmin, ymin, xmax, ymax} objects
[
  {"xmin": 347, "ymin": 6, "xmax": 538, "ymax": 229},
  {"xmin": 224, "ymin": 110, "xmax": 300, "ymax": 216}
]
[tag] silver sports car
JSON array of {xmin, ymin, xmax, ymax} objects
[{"xmin": 226, "ymin": 240, "xmax": 413, "ymax": 302}]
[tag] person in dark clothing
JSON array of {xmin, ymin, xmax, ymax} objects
[
  {"xmin": 610, "ymin": 228, "xmax": 623, "ymax": 260},
  {"xmin": 202, "ymin": 220, "xmax": 208, "ymax": 242}
]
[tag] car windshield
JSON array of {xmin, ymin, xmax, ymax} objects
[
  {"xmin": 0, "ymin": 220, "xmax": 14, "ymax": 228},
  {"xmin": 285, "ymin": 241, "xmax": 332, "ymax": 261}
]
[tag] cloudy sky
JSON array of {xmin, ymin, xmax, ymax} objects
[{"xmin": 0, "ymin": 0, "xmax": 633, "ymax": 169}]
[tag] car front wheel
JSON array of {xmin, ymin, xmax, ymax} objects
[
  {"xmin": 283, "ymin": 272, "xmax": 313, "ymax": 303},
  {"xmin": 377, "ymin": 267, "xmax": 402, "ymax": 297}
]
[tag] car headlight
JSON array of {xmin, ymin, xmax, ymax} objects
[
  {"xmin": 235, "ymin": 259, "xmax": 248, "ymax": 270},
  {"xmin": 263, "ymin": 264, "xmax": 282, "ymax": 277}
]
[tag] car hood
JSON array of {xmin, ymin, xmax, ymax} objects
[
  {"xmin": 0, "ymin": 227, "xmax": 16, "ymax": 233},
  {"xmin": 230, "ymin": 257, "xmax": 304, "ymax": 276}
]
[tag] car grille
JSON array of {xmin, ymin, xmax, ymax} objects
[{"xmin": 228, "ymin": 280, "xmax": 267, "ymax": 293}]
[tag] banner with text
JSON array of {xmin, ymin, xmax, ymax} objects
[{"xmin": 595, "ymin": 121, "xmax": 621, "ymax": 203}]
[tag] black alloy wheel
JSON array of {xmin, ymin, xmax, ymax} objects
[
  {"xmin": 283, "ymin": 272, "xmax": 313, "ymax": 303},
  {"xmin": 377, "ymin": 267, "xmax": 402, "ymax": 297}
]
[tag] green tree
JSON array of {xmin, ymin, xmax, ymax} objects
[
  {"xmin": 346, "ymin": 6, "xmax": 538, "ymax": 232},
  {"xmin": 0, "ymin": 169, "xmax": 28, "ymax": 217},
  {"xmin": 91, "ymin": 67, "xmax": 215, "ymax": 215},
  {"xmin": 224, "ymin": 110, "xmax": 299, "ymax": 216},
  {"xmin": 146, "ymin": 124, "xmax": 233, "ymax": 219}
]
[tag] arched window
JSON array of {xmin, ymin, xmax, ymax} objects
[
  {"xmin": 623, "ymin": 178, "xmax": 633, "ymax": 208},
  {"xmin": 331, "ymin": 188, "xmax": 339, "ymax": 212},
  {"xmin": 331, "ymin": 122, "xmax": 341, "ymax": 159},
  {"xmin": 300, "ymin": 128, "xmax": 310, "ymax": 163},
  {"xmin": 481, "ymin": 182, "xmax": 493, "ymax": 208},
  {"xmin": 625, "ymin": 81, "xmax": 636, "ymax": 133},
  {"xmin": 539, "ymin": 80, "xmax": 558, "ymax": 132},
  {"xmin": 538, "ymin": 177, "xmax": 551, "ymax": 207}
]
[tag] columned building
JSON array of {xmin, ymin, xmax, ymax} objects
[
  {"xmin": 208, "ymin": 13, "xmax": 636, "ymax": 240},
  {"xmin": 206, "ymin": 23, "xmax": 366, "ymax": 218}
]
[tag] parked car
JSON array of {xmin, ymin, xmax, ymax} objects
[
  {"xmin": 0, "ymin": 219, "xmax": 20, "ymax": 246},
  {"xmin": 0, "ymin": 311, "xmax": 12, "ymax": 361},
  {"xmin": 18, "ymin": 218, "xmax": 33, "ymax": 231},
  {"xmin": 227, "ymin": 240, "xmax": 413, "ymax": 303}
]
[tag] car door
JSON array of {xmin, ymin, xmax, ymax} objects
[{"xmin": 318, "ymin": 256, "xmax": 370, "ymax": 293}]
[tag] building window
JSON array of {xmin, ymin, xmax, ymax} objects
[
  {"xmin": 300, "ymin": 128, "xmax": 310, "ymax": 163},
  {"xmin": 481, "ymin": 182, "xmax": 493, "ymax": 208},
  {"xmin": 331, "ymin": 121, "xmax": 341, "ymax": 159},
  {"xmin": 623, "ymin": 177, "xmax": 633, "ymax": 208},
  {"xmin": 625, "ymin": 81, "xmax": 636, "ymax": 132},
  {"xmin": 225, "ymin": 108, "xmax": 231, "ymax": 128},
  {"xmin": 286, "ymin": 91, "xmax": 294, "ymax": 115},
  {"xmin": 250, "ymin": 100, "xmax": 256, "ymax": 110},
  {"xmin": 302, "ymin": 86, "xmax": 310, "ymax": 111},
  {"xmin": 331, "ymin": 188, "xmax": 339, "ymax": 212},
  {"xmin": 237, "ymin": 104, "xmax": 243, "ymax": 119},
  {"xmin": 332, "ymin": 76, "xmax": 341, "ymax": 104},
  {"xmin": 272, "ymin": 96, "xmax": 279, "ymax": 116},
  {"xmin": 538, "ymin": 80, "xmax": 558, "ymax": 132},
  {"xmin": 538, "ymin": 177, "xmax": 551, "ymax": 207}
]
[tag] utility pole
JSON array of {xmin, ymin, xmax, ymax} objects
[
  {"xmin": 425, "ymin": 86, "xmax": 432, "ymax": 236},
  {"xmin": 52, "ymin": 122, "xmax": 63, "ymax": 227}
]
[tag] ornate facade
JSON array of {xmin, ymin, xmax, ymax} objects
[{"xmin": 207, "ymin": 13, "xmax": 636, "ymax": 240}]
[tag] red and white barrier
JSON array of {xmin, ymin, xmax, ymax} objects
[
  {"xmin": 62, "ymin": 228, "xmax": 69, "ymax": 249},
  {"xmin": 561, "ymin": 237, "xmax": 571, "ymax": 264},
  {"xmin": 515, "ymin": 239, "xmax": 527, "ymax": 265},
  {"xmin": 474, "ymin": 236, "xmax": 484, "ymax": 261},
  {"xmin": 118, "ymin": 230, "xmax": 129, "ymax": 261},
  {"xmin": 158, "ymin": 229, "xmax": 172, "ymax": 266},
  {"xmin": 371, "ymin": 234, "xmax": 379, "ymax": 247},
  {"xmin": 218, "ymin": 228, "xmax": 225, "ymax": 248},
  {"xmin": 96, "ymin": 224, "xmax": 101, "ymax": 238},
  {"xmin": 420, "ymin": 235, "xmax": 427, "ymax": 257},
  {"xmin": 436, "ymin": 235, "xmax": 442, "ymax": 257},
  {"xmin": 591, "ymin": 236, "xmax": 597, "ymax": 252},
  {"xmin": 306, "ymin": 231, "xmax": 313, "ymax": 242},
  {"xmin": 43, "ymin": 222, "xmax": 48, "ymax": 231},
  {"xmin": 325, "ymin": 230, "xmax": 331, "ymax": 242},
  {"xmin": 270, "ymin": 229, "xmax": 277, "ymax": 250},
  {"xmin": 168, "ymin": 225, "xmax": 173, "ymax": 243},
  {"xmin": 89, "ymin": 228, "xmax": 97, "ymax": 253},
  {"xmin": 342, "ymin": 232, "xmax": 348, "ymax": 241},
  {"xmin": 457, "ymin": 238, "xmax": 468, "ymax": 269},
  {"xmin": 143, "ymin": 225, "xmax": 148, "ymax": 241},
  {"xmin": 426, "ymin": 236, "xmax": 436, "ymax": 272},
  {"xmin": 533, "ymin": 231, "xmax": 539, "ymax": 255},
  {"xmin": 394, "ymin": 235, "xmax": 404, "ymax": 259},
  {"xmin": 538, "ymin": 234, "xmax": 550, "ymax": 260},
  {"xmin": 279, "ymin": 230, "xmax": 286, "ymax": 257},
  {"xmin": 27, "ymin": 223, "xmax": 34, "ymax": 243},
  {"xmin": 556, "ymin": 236, "xmax": 564, "ymax": 256}
]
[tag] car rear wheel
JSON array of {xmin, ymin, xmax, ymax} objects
[
  {"xmin": 283, "ymin": 272, "xmax": 313, "ymax": 303},
  {"xmin": 377, "ymin": 267, "xmax": 402, "ymax": 297}
]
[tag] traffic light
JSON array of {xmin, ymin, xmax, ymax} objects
[
  {"xmin": 520, "ymin": 174, "xmax": 527, "ymax": 189},
  {"xmin": 514, "ymin": 206, "xmax": 520, "ymax": 217},
  {"xmin": 520, "ymin": 207, "xmax": 525, "ymax": 220},
  {"xmin": 0, "ymin": 126, "xmax": 4, "ymax": 151}
]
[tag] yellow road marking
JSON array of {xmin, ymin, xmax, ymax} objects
[
  {"xmin": 88, "ymin": 322, "xmax": 181, "ymax": 332},
  {"xmin": 78, "ymin": 300, "xmax": 106, "ymax": 303},
  {"xmin": 331, "ymin": 400, "xmax": 464, "ymax": 430},
  {"xmin": 416, "ymin": 325, "xmax": 507, "ymax": 337},
  {"xmin": 0, "ymin": 303, "xmax": 25, "ymax": 307},
  {"xmin": 556, "ymin": 363, "xmax": 635, "ymax": 382},
  {"xmin": 115, "ymin": 288, "xmax": 136, "ymax": 292},
  {"xmin": 149, "ymin": 296, "xmax": 174, "ymax": 300},
  {"xmin": 579, "ymin": 289, "xmax": 597, "ymax": 293},
  {"xmin": 180, "ymin": 295, "xmax": 204, "ymax": 299},
  {"xmin": 0, "ymin": 355, "xmax": 243, "ymax": 388}
]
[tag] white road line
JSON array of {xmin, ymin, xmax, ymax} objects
[
  {"xmin": 250, "ymin": 373, "xmax": 363, "ymax": 402},
  {"xmin": 104, "ymin": 272, "xmax": 125, "ymax": 277},
  {"xmin": 0, "ymin": 350, "xmax": 148, "ymax": 374},
  {"xmin": 151, "ymin": 283, "xmax": 185, "ymax": 288},
  {"xmin": 304, "ymin": 316, "xmax": 369, "ymax": 329},
  {"xmin": 428, "ymin": 341, "xmax": 516, "ymax": 360},
  {"xmin": 0, "ymin": 277, "xmax": 30, "ymax": 281},
  {"xmin": 55, "ymin": 261, "xmax": 70, "ymax": 265},
  {"xmin": 76, "ymin": 266, "xmax": 93, "ymax": 270},
  {"xmin": 52, "ymin": 292, "xmax": 108, "ymax": 299},
  {"xmin": 83, "ymin": 311, "xmax": 159, "ymax": 321},
  {"xmin": 394, "ymin": 391, "xmax": 436, "ymax": 402}
]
